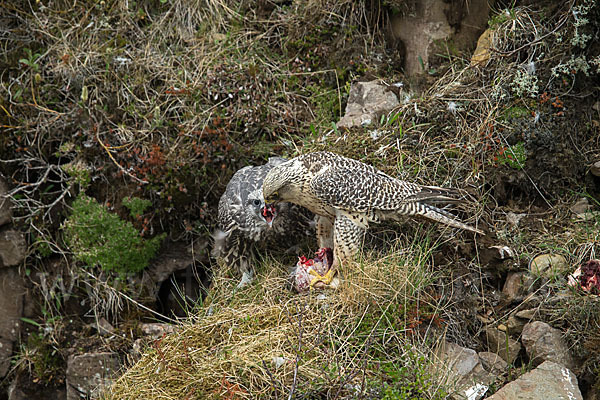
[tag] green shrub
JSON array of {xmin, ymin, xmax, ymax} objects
[
  {"xmin": 122, "ymin": 196, "xmax": 152, "ymax": 218},
  {"xmin": 380, "ymin": 348, "xmax": 449, "ymax": 400},
  {"xmin": 497, "ymin": 142, "xmax": 527, "ymax": 169},
  {"xmin": 63, "ymin": 194, "xmax": 164, "ymax": 274}
]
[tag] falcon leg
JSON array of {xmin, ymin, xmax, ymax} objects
[
  {"xmin": 333, "ymin": 213, "xmax": 366, "ymax": 267},
  {"xmin": 226, "ymin": 238, "xmax": 254, "ymax": 289},
  {"xmin": 237, "ymin": 258, "xmax": 254, "ymax": 288},
  {"xmin": 316, "ymin": 216, "xmax": 334, "ymax": 249}
]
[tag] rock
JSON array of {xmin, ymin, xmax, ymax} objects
[
  {"xmin": 515, "ymin": 309, "xmax": 537, "ymax": 320},
  {"xmin": 479, "ymin": 245, "xmax": 514, "ymax": 267},
  {"xmin": 391, "ymin": 0, "xmax": 452, "ymax": 75},
  {"xmin": 94, "ymin": 317, "xmax": 115, "ymax": 336},
  {"xmin": 575, "ymin": 211, "xmax": 600, "ymax": 221},
  {"xmin": 142, "ymin": 240, "xmax": 209, "ymax": 298},
  {"xmin": 66, "ymin": 352, "xmax": 121, "ymax": 400},
  {"xmin": 506, "ymin": 314, "xmax": 527, "ymax": 335},
  {"xmin": 502, "ymin": 272, "xmax": 525, "ymax": 302},
  {"xmin": 529, "ymin": 253, "xmax": 568, "ymax": 277},
  {"xmin": 0, "ymin": 338, "xmax": 13, "ymax": 378},
  {"xmin": 0, "ymin": 267, "xmax": 23, "ymax": 341},
  {"xmin": 8, "ymin": 372, "xmax": 67, "ymax": 400},
  {"xmin": 478, "ymin": 352, "xmax": 508, "ymax": 376},
  {"xmin": 471, "ymin": 28, "xmax": 493, "ymax": 66},
  {"xmin": 436, "ymin": 341, "xmax": 495, "ymax": 400},
  {"xmin": 485, "ymin": 327, "xmax": 521, "ymax": 364},
  {"xmin": 521, "ymin": 321, "xmax": 575, "ymax": 370},
  {"xmin": 570, "ymin": 197, "xmax": 592, "ymax": 215},
  {"xmin": 590, "ymin": 161, "xmax": 600, "ymax": 177},
  {"xmin": 486, "ymin": 361, "xmax": 582, "ymax": 400},
  {"xmin": 0, "ymin": 229, "xmax": 26, "ymax": 267},
  {"xmin": 336, "ymin": 81, "xmax": 400, "ymax": 129},
  {"xmin": 0, "ymin": 177, "xmax": 12, "ymax": 227},
  {"xmin": 391, "ymin": 0, "xmax": 491, "ymax": 76},
  {"xmin": 140, "ymin": 323, "xmax": 177, "ymax": 338}
]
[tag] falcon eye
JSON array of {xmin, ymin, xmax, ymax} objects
[{"xmin": 252, "ymin": 199, "xmax": 261, "ymax": 206}]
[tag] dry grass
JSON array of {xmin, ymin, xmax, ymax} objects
[
  {"xmin": 107, "ymin": 234, "xmax": 455, "ymax": 399},
  {"xmin": 2, "ymin": 0, "xmax": 600, "ymax": 397}
]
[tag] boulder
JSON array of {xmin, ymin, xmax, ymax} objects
[
  {"xmin": 529, "ymin": 253, "xmax": 568, "ymax": 277},
  {"xmin": 485, "ymin": 327, "xmax": 521, "ymax": 364},
  {"xmin": 521, "ymin": 321, "xmax": 575, "ymax": 370},
  {"xmin": 477, "ymin": 352, "xmax": 508, "ymax": 376},
  {"xmin": 506, "ymin": 314, "xmax": 527, "ymax": 335},
  {"xmin": 391, "ymin": 0, "xmax": 452, "ymax": 75},
  {"xmin": 336, "ymin": 81, "xmax": 399, "ymax": 129},
  {"xmin": 486, "ymin": 361, "xmax": 582, "ymax": 400},
  {"xmin": 0, "ymin": 267, "xmax": 23, "ymax": 341},
  {"xmin": 391, "ymin": 0, "xmax": 492, "ymax": 75},
  {"xmin": 590, "ymin": 161, "xmax": 600, "ymax": 177},
  {"xmin": 0, "ymin": 177, "xmax": 12, "ymax": 227},
  {"xmin": 66, "ymin": 352, "xmax": 121, "ymax": 400},
  {"xmin": 502, "ymin": 272, "xmax": 525, "ymax": 302},
  {"xmin": 0, "ymin": 338, "xmax": 13, "ymax": 378},
  {"xmin": 471, "ymin": 28, "xmax": 493, "ymax": 66},
  {"xmin": 570, "ymin": 197, "xmax": 592, "ymax": 215},
  {"xmin": 93, "ymin": 317, "xmax": 115, "ymax": 336},
  {"xmin": 436, "ymin": 341, "xmax": 495, "ymax": 400},
  {"xmin": 0, "ymin": 229, "xmax": 26, "ymax": 268},
  {"xmin": 515, "ymin": 309, "xmax": 537, "ymax": 320}
]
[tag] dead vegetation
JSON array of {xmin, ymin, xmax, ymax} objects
[
  {"xmin": 1, "ymin": 0, "xmax": 600, "ymax": 398},
  {"xmin": 108, "ymin": 232, "xmax": 456, "ymax": 399}
]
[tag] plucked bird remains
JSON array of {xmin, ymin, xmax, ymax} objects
[
  {"xmin": 293, "ymin": 247, "xmax": 337, "ymax": 292},
  {"xmin": 213, "ymin": 157, "xmax": 313, "ymax": 287},
  {"xmin": 263, "ymin": 151, "xmax": 483, "ymax": 282}
]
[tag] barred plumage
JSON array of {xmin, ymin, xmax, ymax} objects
[
  {"xmin": 262, "ymin": 151, "xmax": 482, "ymax": 270},
  {"xmin": 213, "ymin": 157, "xmax": 314, "ymax": 287}
]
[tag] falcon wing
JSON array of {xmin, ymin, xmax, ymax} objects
[
  {"xmin": 217, "ymin": 166, "xmax": 251, "ymax": 232},
  {"xmin": 309, "ymin": 165, "xmax": 420, "ymax": 213}
]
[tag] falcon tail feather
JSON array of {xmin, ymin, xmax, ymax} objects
[
  {"xmin": 418, "ymin": 203, "xmax": 484, "ymax": 234},
  {"xmin": 407, "ymin": 185, "xmax": 463, "ymax": 203}
]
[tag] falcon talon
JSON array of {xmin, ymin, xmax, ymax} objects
[{"xmin": 293, "ymin": 247, "xmax": 336, "ymax": 292}]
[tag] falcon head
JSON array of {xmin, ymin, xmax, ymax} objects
[
  {"xmin": 246, "ymin": 188, "xmax": 277, "ymax": 232},
  {"xmin": 263, "ymin": 159, "xmax": 302, "ymax": 204}
]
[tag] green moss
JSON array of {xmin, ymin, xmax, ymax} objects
[
  {"xmin": 122, "ymin": 196, "xmax": 152, "ymax": 218},
  {"xmin": 380, "ymin": 348, "xmax": 449, "ymax": 400},
  {"xmin": 61, "ymin": 160, "xmax": 91, "ymax": 188},
  {"xmin": 498, "ymin": 142, "xmax": 527, "ymax": 169},
  {"xmin": 502, "ymin": 105, "xmax": 529, "ymax": 119},
  {"xmin": 63, "ymin": 194, "xmax": 164, "ymax": 274},
  {"xmin": 488, "ymin": 9, "xmax": 513, "ymax": 29},
  {"xmin": 18, "ymin": 332, "xmax": 64, "ymax": 385}
]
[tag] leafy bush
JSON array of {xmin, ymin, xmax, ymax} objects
[
  {"xmin": 122, "ymin": 196, "xmax": 153, "ymax": 218},
  {"xmin": 380, "ymin": 349, "xmax": 449, "ymax": 400},
  {"xmin": 497, "ymin": 142, "xmax": 526, "ymax": 170},
  {"xmin": 63, "ymin": 194, "xmax": 164, "ymax": 274}
]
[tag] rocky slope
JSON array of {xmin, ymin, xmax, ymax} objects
[{"xmin": 1, "ymin": 0, "xmax": 600, "ymax": 399}]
